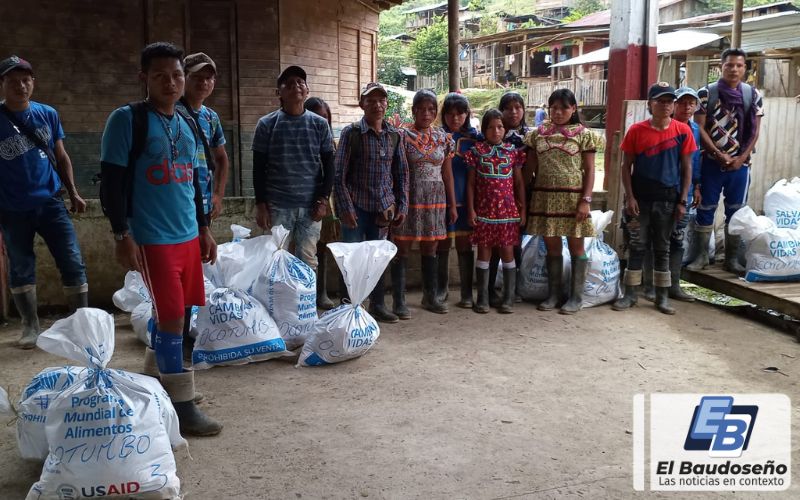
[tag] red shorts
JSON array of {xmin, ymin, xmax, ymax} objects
[{"xmin": 139, "ymin": 238, "xmax": 205, "ymax": 323}]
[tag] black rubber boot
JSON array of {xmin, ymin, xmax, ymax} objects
[
  {"xmin": 687, "ymin": 227, "xmax": 712, "ymax": 271},
  {"xmin": 12, "ymin": 287, "xmax": 40, "ymax": 349},
  {"xmin": 368, "ymin": 275, "xmax": 399, "ymax": 323},
  {"xmin": 473, "ymin": 267, "xmax": 490, "ymax": 314},
  {"xmin": 560, "ymin": 257, "xmax": 588, "ymax": 315},
  {"xmin": 498, "ymin": 267, "xmax": 516, "ymax": 314},
  {"xmin": 642, "ymin": 251, "xmax": 655, "ymax": 302},
  {"xmin": 161, "ymin": 371, "xmax": 222, "ymax": 437},
  {"xmin": 436, "ymin": 250, "xmax": 450, "ymax": 304},
  {"xmin": 612, "ymin": 269, "xmax": 641, "ymax": 311},
  {"xmin": 64, "ymin": 285, "xmax": 89, "ymax": 312},
  {"xmin": 653, "ymin": 270, "xmax": 675, "ymax": 315},
  {"xmin": 723, "ymin": 225, "xmax": 746, "ymax": 276},
  {"xmin": 421, "ymin": 255, "xmax": 448, "ymax": 314},
  {"xmin": 456, "ymin": 251, "xmax": 474, "ymax": 308},
  {"xmin": 391, "ymin": 257, "xmax": 411, "ymax": 320},
  {"xmin": 538, "ymin": 256, "xmax": 562, "ymax": 311},
  {"xmin": 316, "ymin": 248, "xmax": 335, "ymax": 310},
  {"xmin": 513, "ymin": 245, "xmax": 523, "ymax": 303},
  {"xmin": 668, "ymin": 251, "xmax": 695, "ymax": 302},
  {"xmin": 488, "ymin": 253, "xmax": 501, "ymax": 308}
]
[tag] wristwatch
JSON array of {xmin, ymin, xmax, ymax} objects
[
  {"xmin": 581, "ymin": 196, "xmax": 592, "ymax": 203},
  {"xmin": 113, "ymin": 231, "xmax": 129, "ymax": 241}
]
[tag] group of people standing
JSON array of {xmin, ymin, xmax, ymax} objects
[{"xmin": 0, "ymin": 43, "xmax": 761, "ymax": 437}]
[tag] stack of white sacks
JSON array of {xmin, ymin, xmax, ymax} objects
[
  {"xmin": 113, "ymin": 225, "xmax": 395, "ymax": 368},
  {"xmin": 729, "ymin": 178, "xmax": 800, "ymax": 282}
]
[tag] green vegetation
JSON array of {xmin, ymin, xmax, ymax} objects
[
  {"xmin": 378, "ymin": 40, "xmax": 410, "ymax": 86},
  {"xmin": 562, "ymin": 0, "xmax": 605, "ymax": 23},
  {"xmin": 408, "ymin": 19, "xmax": 450, "ymax": 76}
]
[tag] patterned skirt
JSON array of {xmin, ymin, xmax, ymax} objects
[
  {"xmin": 527, "ymin": 189, "xmax": 595, "ymax": 238},
  {"xmin": 471, "ymin": 220, "xmax": 520, "ymax": 247}
]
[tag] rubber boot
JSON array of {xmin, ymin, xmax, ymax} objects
[
  {"xmin": 12, "ymin": 286, "xmax": 40, "ymax": 349},
  {"xmin": 316, "ymin": 248, "xmax": 335, "ymax": 310},
  {"xmin": 723, "ymin": 225, "xmax": 746, "ymax": 276},
  {"xmin": 368, "ymin": 274, "xmax": 399, "ymax": 323},
  {"xmin": 612, "ymin": 269, "xmax": 641, "ymax": 311},
  {"xmin": 436, "ymin": 250, "xmax": 450, "ymax": 304},
  {"xmin": 642, "ymin": 251, "xmax": 655, "ymax": 302},
  {"xmin": 668, "ymin": 251, "xmax": 695, "ymax": 302},
  {"xmin": 391, "ymin": 257, "xmax": 411, "ymax": 319},
  {"xmin": 421, "ymin": 255, "xmax": 448, "ymax": 314},
  {"xmin": 653, "ymin": 270, "xmax": 675, "ymax": 314},
  {"xmin": 513, "ymin": 245, "xmax": 523, "ymax": 303},
  {"xmin": 538, "ymin": 256, "xmax": 562, "ymax": 311},
  {"xmin": 560, "ymin": 257, "xmax": 588, "ymax": 315},
  {"xmin": 488, "ymin": 254, "xmax": 501, "ymax": 308},
  {"xmin": 473, "ymin": 267, "xmax": 490, "ymax": 314},
  {"xmin": 64, "ymin": 284, "xmax": 89, "ymax": 312},
  {"xmin": 456, "ymin": 251, "xmax": 474, "ymax": 308},
  {"xmin": 686, "ymin": 226, "xmax": 712, "ymax": 271},
  {"xmin": 498, "ymin": 267, "xmax": 516, "ymax": 314},
  {"xmin": 160, "ymin": 371, "xmax": 223, "ymax": 437},
  {"xmin": 144, "ymin": 346, "xmax": 205, "ymax": 402}
]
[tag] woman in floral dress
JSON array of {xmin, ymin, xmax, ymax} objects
[
  {"xmin": 465, "ymin": 109, "xmax": 526, "ymax": 314},
  {"xmin": 524, "ymin": 88, "xmax": 597, "ymax": 315},
  {"xmin": 391, "ymin": 89, "xmax": 457, "ymax": 318}
]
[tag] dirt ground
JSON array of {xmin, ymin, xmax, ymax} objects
[{"xmin": 0, "ymin": 294, "xmax": 798, "ymax": 499}]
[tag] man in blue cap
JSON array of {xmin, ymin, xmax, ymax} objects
[{"xmin": 0, "ymin": 55, "xmax": 88, "ymax": 348}]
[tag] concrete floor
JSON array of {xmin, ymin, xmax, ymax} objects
[{"xmin": 0, "ymin": 294, "xmax": 798, "ymax": 499}]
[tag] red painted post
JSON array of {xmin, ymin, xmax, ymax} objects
[{"xmin": 603, "ymin": 0, "xmax": 659, "ymax": 186}]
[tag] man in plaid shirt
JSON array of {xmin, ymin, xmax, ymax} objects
[{"xmin": 334, "ymin": 82, "xmax": 409, "ymax": 323}]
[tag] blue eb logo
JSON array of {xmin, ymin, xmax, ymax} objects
[{"xmin": 684, "ymin": 396, "xmax": 758, "ymax": 458}]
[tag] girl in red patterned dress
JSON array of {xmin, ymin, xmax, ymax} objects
[{"xmin": 465, "ymin": 109, "xmax": 527, "ymax": 314}]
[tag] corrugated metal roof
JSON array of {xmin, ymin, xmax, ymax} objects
[{"xmin": 701, "ymin": 11, "xmax": 800, "ymax": 52}]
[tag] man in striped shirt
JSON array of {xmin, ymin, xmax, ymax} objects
[
  {"xmin": 334, "ymin": 82, "xmax": 409, "ymax": 323},
  {"xmin": 688, "ymin": 48, "xmax": 764, "ymax": 275}
]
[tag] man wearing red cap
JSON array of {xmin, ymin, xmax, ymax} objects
[{"xmin": 0, "ymin": 55, "xmax": 88, "ymax": 348}]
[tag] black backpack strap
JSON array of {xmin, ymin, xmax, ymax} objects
[
  {"xmin": 123, "ymin": 101, "xmax": 150, "ymax": 216},
  {"xmin": 0, "ymin": 103, "xmax": 58, "ymax": 167},
  {"xmin": 178, "ymin": 97, "xmax": 216, "ymax": 172}
]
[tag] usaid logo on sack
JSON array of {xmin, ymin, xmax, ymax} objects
[
  {"xmin": 634, "ymin": 393, "xmax": 791, "ymax": 491},
  {"xmin": 684, "ymin": 396, "xmax": 757, "ymax": 457}
]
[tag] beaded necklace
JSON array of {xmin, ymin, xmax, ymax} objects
[{"xmin": 147, "ymin": 101, "xmax": 181, "ymax": 162}]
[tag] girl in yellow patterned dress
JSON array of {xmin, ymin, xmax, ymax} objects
[{"xmin": 524, "ymin": 89, "xmax": 597, "ymax": 315}]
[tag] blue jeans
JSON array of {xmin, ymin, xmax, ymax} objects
[
  {"xmin": 269, "ymin": 204, "xmax": 322, "ymax": 269},
  {"xmin": 0, "ymin": 196, "xmax": 87, "ymax": 290},
  {"xmin": 696, "ymin": 157, "xmax": 750, "ymax": 227},
  {"xmin": 340, "ymin": 206, "xmax": 389, "ymax": 305}
]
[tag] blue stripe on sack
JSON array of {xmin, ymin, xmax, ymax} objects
[
  {"xmin": 302, "ymin": 352, "xmax": 329, "ymax": 366},
  {"xmin": 744, "ymin": 271, "xmax": 800, "ymax": 282},
  {"xmin": 192, "ymin": 338, "xmax": 287, "ymax": 365}
]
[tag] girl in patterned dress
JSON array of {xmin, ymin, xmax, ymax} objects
[
  {"xmin": 437, "ymin": 93, "xmax": 482, "ymax": 309},
  {"xmin": 524, "ymin": 89, "xmax": 597, "ymax": 315},
  {"xmin": 391, "ymin": 90, "xmax": 457, "ymax": 318},
  {"xmin": 305, "ymin": 97, "xmax": 339, "ymax": 309},
  {"xmin": 465, "ymin": 109, "xmax": 526, "ymax": 314}
]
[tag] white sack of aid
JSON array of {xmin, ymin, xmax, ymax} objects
[
  {"xmin": 195, "ymin": 231, "xmax": 289, "ymax": 368},
  {"xmin": 252, "ymin": 225, "xmax": 318, "ymax": 350},
  {"xmin": 518, "ymin": 234, "xmax": 570, "ymax": 301},
  {"xmin": 112, "ymin": 271, "xmax": 154, "ymax": 346},
  {"xmin": 729, "ymin": 206, "xmax": 800, "ymax": 282},
  {"xmin": 763, "ymin": 177, "xmax": 800, "ymax": 229},
  {"xmin": 581, "ymin": 210, "xmax": 621, "ymax": 307},
  {"xmin": 0, "ymin": 308, "xmax": 185, "ymax": 499},
  {"xmin": 298, "ymin": 241, "xmax": 397, "ymax": 366}
]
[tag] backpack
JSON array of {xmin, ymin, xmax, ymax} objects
[
  {"xmin": 706, "ymin": 81, "xmax": 754, "ymax": 119},
  {"xmin": 99, "ymin": 101, "xmax": 201, "ymax": 217},
  {"xmin": 346, "ymin": 121, "xmax": 401, "ymax": 170}
]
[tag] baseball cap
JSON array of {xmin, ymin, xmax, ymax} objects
[
  {"xmin": 0, "ymin": 55, "xmax": 33, "ymax": 77},
  {"xmin": 647, "ymin": 82, "xmax": 677, "ymax": 100},
  {"xmin": 675, "ymin": 86, "xmax": 699, "ymax": 101},
  {"xmin": 277, "ymin": 65, "xmax": 307, "ymax": 86},
  {"xmin": 184, "ymin": 52, "xmax": 216, "ymax": 74},
  {"xmin": 361, "ymin": 82, "xmax": 387, "ymax": 98}
]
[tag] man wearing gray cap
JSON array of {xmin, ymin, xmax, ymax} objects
[{"xmin": 0, "ymin": 55, "xmax": 88, "ymax": 348}]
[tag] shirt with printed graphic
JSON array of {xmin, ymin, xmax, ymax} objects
[
  {"xmin": 177, "ymin": 102, "xmax": 226, "ymax": 214},
  {"xmin": 0, "ymin": 101, "xmax": 64, "ymax": 211},
  {"xmin": 697, "ymin": 84, "xmax": 764, "ymax": 158},
  {"xmin": 101, "ymin": 105, "xmax": 200, "ymax": 245},
  {"xmin": 620, "ymin": 119, "xmax": 697, "ymax": 202}
]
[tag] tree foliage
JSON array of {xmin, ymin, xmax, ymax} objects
[
  {"xmin": 378, "ymin": 40, "xmax": 409, "ymax": 87},
  {"xmin": 562, "ymin": 0, "xmax": 605, "ymax": 23},
  {"xmin": 408, "ymin": 19, "xmax": 449, "ymax": 77}
]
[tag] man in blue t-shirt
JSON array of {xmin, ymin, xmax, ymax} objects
[
  {"xmin": 177, "ymin": 52, "xmax": 229, "ymax": 222},
  {"xmin": 252, "ymin": 65, "xmax": 335, "ymax": 271},
  {"xmin": 100, "ymin": 42, "xmax": 221, "ymax": 437},
  {"xmin": 0, "ymin": 55, "xmax": 88, "ymax": 349}
]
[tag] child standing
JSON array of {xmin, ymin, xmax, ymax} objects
[
  {"xmin": 437, "ymin": 93, "xmax": 482, "ymax": 308},
  {"xmin": 524, "ymin": 89, "xmax": 597, "ymax": 315},
  {"xmin": 465, "ymin": 109, "xmax": 527, "ymax": 314}
]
